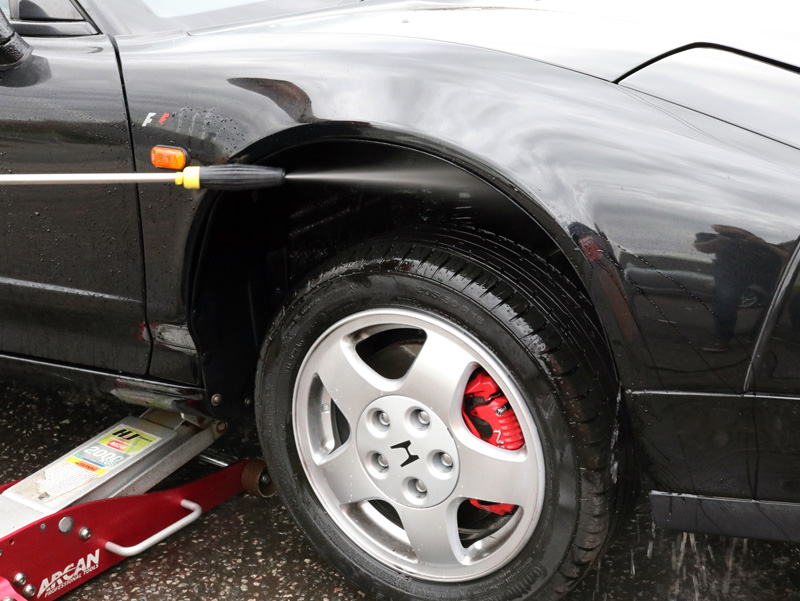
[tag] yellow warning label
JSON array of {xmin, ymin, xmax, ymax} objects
[{"xmin": 66, "ymin": 456, "xmax": 108, "ymax": 475}]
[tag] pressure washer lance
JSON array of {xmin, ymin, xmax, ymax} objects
[{"xmin": 0, "ymin": 164, "xmax": 286, "ymax": 190}]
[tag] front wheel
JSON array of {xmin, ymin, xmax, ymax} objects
[{"xmin": 257, "ymin": 232, "xmax": 623, "ymax": 601}]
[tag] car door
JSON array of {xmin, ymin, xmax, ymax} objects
[
  {"xmin": 747, "ymin": 258, "xmax": 800, "ymax": 502},
  {"xmin": 618, "ymin": 46, "xmax": 800, "ymax": 390},
  {"xmin": 0, "ymin": 0, "xmax": 149, "ymax": 374}
]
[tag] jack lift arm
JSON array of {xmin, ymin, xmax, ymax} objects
[{"xmin": 0, "ymin": 410, "xmax": 271, "ymax": 601}]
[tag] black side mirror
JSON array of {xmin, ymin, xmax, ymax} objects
[{"xmin": 0, "ymin": 9, "xmax": 31, "ymax": 71}]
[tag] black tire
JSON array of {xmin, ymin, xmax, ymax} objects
[{"xmin": 256, "ymin": 230, "xmax": 624, "ymax": 601}]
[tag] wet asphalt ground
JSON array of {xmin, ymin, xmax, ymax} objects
[{"xmin": 1, "ymin": 379, "xmax": 799, "ymax": 601}]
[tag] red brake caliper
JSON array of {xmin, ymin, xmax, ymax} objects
[{"xmin": 461, "ymin": 371, "xmax": 525, "ymax": 516}]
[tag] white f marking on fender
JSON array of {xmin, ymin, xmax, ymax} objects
[{"xmin": 142, "ymin": 112, "xmax": 157, "ymax": 127}]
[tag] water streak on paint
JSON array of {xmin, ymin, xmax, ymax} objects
[{"xmin": 285, "ymin": 166, "xmax": 476, "ymax": 190}]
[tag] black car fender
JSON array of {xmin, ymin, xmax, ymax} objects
[{"xmin": 117, "ymin": 30, "xmax": 800, "ymax": 412}]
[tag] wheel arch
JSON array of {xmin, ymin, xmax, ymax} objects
[{"xmin": 186, "ymin": 124, "xmax": 628, "ymax": 418}]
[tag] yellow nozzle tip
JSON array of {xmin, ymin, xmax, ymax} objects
[{"xmin": 181, "ymin": 166, "xmax": 201, "ymax": 189}]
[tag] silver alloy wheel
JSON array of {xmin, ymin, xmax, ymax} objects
[{"xmin": 293, "ymin": 308, "xmax": 546, "ymax": 581}]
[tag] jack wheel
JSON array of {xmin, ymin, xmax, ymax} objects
[{"xmin": 241, "ymin": 458, "xmax": 275, "ymax": 498}]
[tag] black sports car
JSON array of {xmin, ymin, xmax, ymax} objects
[{"xmin": 1, "ymin": 1, "xmax": 798, "ymax": 600}]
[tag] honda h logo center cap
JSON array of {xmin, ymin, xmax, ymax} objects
[
  {"xmin": 390, "ymin": 440, "xmax": 420, "ymax": 467},
  {"xmin": 357, "ymin": 396, "xmax": 460, "ymax": 508}
]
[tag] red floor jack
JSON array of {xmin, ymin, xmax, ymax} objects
[{"xmin": 0, "ymin": 409, "xmax": 271, "ymax": 600}]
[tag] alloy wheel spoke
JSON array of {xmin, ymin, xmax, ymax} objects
[
  {"xmin": 315, "ymin": 440, "xmax": 380, "ymax": 505},
  {"xmin": 396, "ymin": 500, "xmax": 465, "ymax": 567},
  {"xmin": 314, "ymin": 336, "xmax": 398, "ymax": 425},
  {"xmin": 398, "ymin": 330, "xmax": 478, "ymax": 420},
  {"xmin": 455, "ymin": 442, "xmax": 534, "ymax": 508}
]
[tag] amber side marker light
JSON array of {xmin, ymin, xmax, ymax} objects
[{"xmin": 151, "ymin": 146, "xmax": 188, "ymax": 170}]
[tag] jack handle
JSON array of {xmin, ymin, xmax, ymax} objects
[{"xmin": 104, "ymin": 499, "xmax": 202, "ymax": 557}]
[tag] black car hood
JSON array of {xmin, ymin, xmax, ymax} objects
[{"xmin": 188, "ymin": 0, "xmax": 799, "ymax": 81}]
